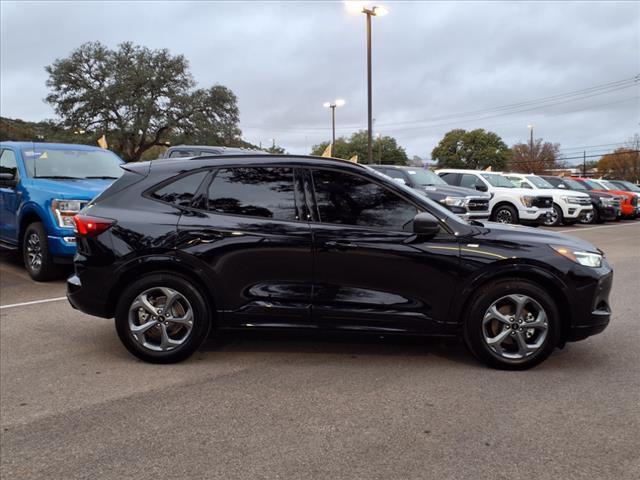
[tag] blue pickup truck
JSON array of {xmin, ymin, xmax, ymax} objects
[{"xmin": 0, "ymin": 142, "xmax": 123, "ymax": 280}]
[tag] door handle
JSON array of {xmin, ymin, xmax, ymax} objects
[{"xmin": 323, "ymin": 240, "xmax": 358, "ymax": 250}]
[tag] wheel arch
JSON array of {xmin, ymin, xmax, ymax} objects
[
  {"xmin": 452, "ymin": 264, "xmax": 573, "ymax": 344},
  {"xmin": 18, "ymin": 209, "xmax": 45, "ymax": 249},
  {"xmin": 106, "ymin": 256, "xmax": 218, "ymax": 322}
]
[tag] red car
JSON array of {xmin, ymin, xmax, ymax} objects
[{"xmin": 572, "ymin": 178, "xmax": 637, "ymax": 218}]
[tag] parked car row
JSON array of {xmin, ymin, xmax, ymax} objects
[{"xmin": 370, "ymin": 165, "xmax": 638, "ymax": 227}]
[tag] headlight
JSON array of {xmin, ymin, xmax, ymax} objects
[
  {"xmin": 551, "ymin": 245, "xmax": 603, "ymax": 268},
  {"xmin": 51, "ymin": 199, "xmax": 84, "ymax": 228},
  {"xmin": 520, "ymin": 195, "xmax": 535, "ymax": 207},
  {"xmin": 561, "ymin": 196, "xmax": 582, "ymax": 205},
  {"xmin": 442, "ymin": 196, "xmax": 466, "ymax": 207},
  {"xmin": 599, "ymin": 197, "xmax": 614, "ymax": 206}
]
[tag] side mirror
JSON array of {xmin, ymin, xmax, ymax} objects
[
  {"xmin": 558, "ymin": 184, "xmax": 566, "ymax": 189},
  {"xmin": 413, "ymin": 212, "xmax": 440, "ymax": 237},
  {"xmin": 521, "ymin": 184, "xmax": 532, "ymax": 189},
  {"xmin": 0, "ymin": 172, "xmax": 17, "ymax": 187},
  {"xmin": 475, "ymin": 183, "xmax": 488, "ymax": 192},
  {"xmin": 393, "ymin": 178, "xmax": 407, "ymax": 185}
]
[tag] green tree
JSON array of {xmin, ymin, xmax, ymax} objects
[
  {"xmin": 432, "ymin": 128, "xmax": 511, "ymax": 170},
  {"xmin": 311, "ymin": 130, "xmax": 408, "ymax": 165},
  {"xmin": 45, "ymin": 41, "xmax": 242, "ymax": 162}
]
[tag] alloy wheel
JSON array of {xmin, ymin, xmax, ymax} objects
[
  {"xmin": 128, "ymin": 287, "xmax": 194, "ymax": 352},
  {"xmin": 26, "ymin": 233, "xmax": 42, "ymax": 271},
  {"xmin": 482, "ymin": 294, "xmax": 549, "ymax": 360},
  {"xmin": 543, "ymin": 210, "xmax": 558, "ymax": 226},
  {"xmin": 495, "ymin": 209, "xmax": 513, "ymax": 224}
]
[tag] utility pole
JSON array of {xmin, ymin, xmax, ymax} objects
[
  {"xmin": 528, "ymin": 125, "xmax": 534, "ymax": 166},
  {"xmin": 366, "ymin": 10, "xmax": 373, "ymax": 164},
  {"xmin": 583, "ymin": 150, "xmax": 586, "ymax": 176}
]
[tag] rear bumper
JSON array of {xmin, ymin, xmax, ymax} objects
[{"xmin": 67, "ymin": 273, "xmax": 112, "ymax": 318}]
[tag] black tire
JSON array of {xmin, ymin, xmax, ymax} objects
[
  {"xmin": 463, "ymin": 279, "xmax": 560, "ymax": 370},
  {"xmin": 581, "ymin": 208, "xmax": 597, "ymax": 224},
  {"xmin": 544, "ymin": 203, "xmax": 563, "ymax": 227},
  {"xmin": 491, "ymin": 204, "xmax": 519, "ymax": 224},
  {"xmin": 22, "ymin": 222, "xmax": 61, "ymax": 281},
  {"xmin": 115, "ymin": 273, "xmax": 212, "ymax": 363}
]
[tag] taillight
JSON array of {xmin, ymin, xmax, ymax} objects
[{"xmin": 73, "ymin": 214, "xmax": 115, "ymax": 237}]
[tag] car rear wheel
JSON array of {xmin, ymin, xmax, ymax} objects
[
  {"xmin": 22, "ymin": 222, "xmax": 61, "ymax": 281},
  {"xmin": 492, "ymin": 204, "xmax": 519, "ymax": 224},
  {"xmin": 463, "ymin": 279, "xmax": 560, "ymax": 370},
  {"xmin": 115, "ymin": 274, "xmax": 211, "ymax": 363}
]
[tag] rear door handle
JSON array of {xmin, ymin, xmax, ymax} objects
[{"xmin": 323, "ymin": 240, "xmax": 358, "ymax": 250}]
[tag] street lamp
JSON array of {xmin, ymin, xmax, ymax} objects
[
  {"xmin": 527, "ymin": 124, "xmax": 534, "ymax": 164},
  {"xmin": 323, "ymin": 99, "xmax": 346, "ymax": 146},
  {"xmin": 347, "ymin": 2, "xmax": 388, "ymax": 163}
]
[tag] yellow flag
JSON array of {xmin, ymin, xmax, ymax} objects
[
  {"xmin": 349, "ymin": 155, "xmax": 358, "ymax": 163},
  {"xmin": 97, "ymin": 134, "xmax": 108, "ymax": 149},
  {"xmin": 321, "ymin": 143, "xmax": 332, "ymax": 158},
  {"xmin": 484, "ymin": 165, "xmax": 492, "ymax": 172}
]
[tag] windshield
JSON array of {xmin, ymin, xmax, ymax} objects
[
  {"xmin": 583, "ymin": 179, "xmax": 604, "ymax": 190},
  {"xmin": 405, "ymin": 168, "xmax": 448, "ymax": 186},
  {"xmin": 526, "ymin": 175, "xmax": 554, "ymax": 189},
  {"xmin": 562, "ymin": 178, "xmax": 587, "ymax": 190},
  {"xmin": 599, "ymin": 180, "xmax": 619, "ymax": 190},
  {"xmin": 22, "ymin": 148, "xmax": 123, "ymax": 179},
  {"xmin": 616, "ymin": 181, "xmax": 640, "ymax": 192},
  {"xmin": 481, "ymin": 173, "xmax": 515, "ymax": 188}
]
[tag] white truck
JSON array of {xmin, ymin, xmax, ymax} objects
[
  {"xmin": 436, "ymin": 169, "xmax": 553, "ymax": 225},
  {"xmin": 502, "ymin": 173, "xmax": 593, "ymax": 226}
]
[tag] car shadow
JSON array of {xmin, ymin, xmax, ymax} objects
[{"xmin": 198, "ymin": 330, "xmax": 479, "ymax": 367}]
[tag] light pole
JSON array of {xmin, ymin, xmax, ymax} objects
[
  {"xmin": 527, "ymin": 124, "xmax": 534, "ymax": 165},
  {"xmin": 348, "ymin": 3, "xmax": 388, "ymax": 163},
  {"xmin": 323, "ymin": 99, "xmax": 345, "ymax": 146}
]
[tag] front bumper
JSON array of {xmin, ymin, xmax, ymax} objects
[
  {"xmin": 564, "ymin": 204, "xmax": 593, "ymax": 220},
  {"xmin": 596, "ymin": 204, "xmax": 619, "ymax": 221},
  {"xmin": 567, "ymin": 268, "xmax": 613, "ymax": 342},
  {"xmin": 518, "ymin": 209, "xmax": 553, "ymax": 224},
  {"xmin": 47, "ymin": 234, "xmax": 77, "ymax": 257}
]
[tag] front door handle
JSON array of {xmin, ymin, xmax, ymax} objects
[{"xmin": 323, "ymin": 240, "xmax": 358, "ymax": 250}]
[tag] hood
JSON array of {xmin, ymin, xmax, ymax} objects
[
  {"xmin": 544, "ymin": 188, "xmax": 589, "ymax": 198},
  {"xmin": 472, "ymin": 221, "xmax": 599, "ymax": 253},
  {"xmin": 492, "ymin": 186, "xmax": 553, "ymax": 197},
  {"xmin": 419, "ymin": 184, "xmax": 490, "ymax": 198},
  {"xmin": 29, "ymin": 178, "xmax": 116, "ymax": 200}
]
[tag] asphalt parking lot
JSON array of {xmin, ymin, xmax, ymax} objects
[{"xmin": 1, "ymin": 221, "xmax": 639, "ymax": 480}]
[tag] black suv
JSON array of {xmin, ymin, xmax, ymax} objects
[
  {"xmin": 541, "ymin": 175, "xmax": 620, "ymax": 223},
  {"xmin": 368, "ymin": 165, "xmax": 491, "ymax": 220},
  {"xmin": 67, "ymin": 155, "xmax": 613, "ymax": 369}
]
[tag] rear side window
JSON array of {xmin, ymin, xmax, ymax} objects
[
  {"xmin": 151, "ymin": 170, "xmax": 208, "ymax": 207},
  {"xmin": 438, "ymin": 172, "xmax": 457, "ymax": 184},
  {"xmin": 206, "ymin": 167, "xmax": 296, "ymax": 221},
  {"xmin": 311, "ymin": 169, "xmax": 417, "ymax": 231}
]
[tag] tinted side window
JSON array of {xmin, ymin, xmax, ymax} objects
[
  {"xmin": 311, "ymin": 169, "xmax": 417, "ymax": 231},
  {"xmin": 438, "ymin": 172, "xmax": 457, "ymax": 185},
  {"xmin": 151, "ymin": 170, "xmax": 208, "ymax": 207},
  {"xmin": 207, "ymin": 167, "xmax": 296, "ymax": 221},
  {"xmin": 460, "ymin": 174, "xmax": 480, "ymax": 189},
  {"xmin": 0, "ymin": 149, "xmax": 18, "ymax": 178}
]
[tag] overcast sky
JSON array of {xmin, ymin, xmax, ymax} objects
[{"xmin": 1, "ymin": 1, "xmax": 639, "ymax": 162}]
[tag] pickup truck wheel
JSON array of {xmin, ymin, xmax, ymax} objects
[
  {"xmin": 463, "ymin": 279, "xmax": 560, "ymax": 370},
  {"xmin": 22, "ymin": 222, "xmax": 61, "ymax": 281},
  {"xmin": 492, "ymin": 204, "xmax": 518, "ymax": 224},
  {"xmin": 543, "ymin": 204, "xmax": 563, "ymax": 227},
  {"xmin": 580, "ymin": 209, "xmax": 596, "ymax": 224}
]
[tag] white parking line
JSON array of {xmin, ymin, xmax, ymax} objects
[
  {"xmin": 0, "ymin": 297, "xmax": 67, "ymax": 310},
  {"xmin": 556, "ymin": 222, "xmax": 640, "ymax": 233}
]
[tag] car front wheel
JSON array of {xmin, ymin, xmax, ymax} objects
[
  {"xmin": 115, "ymin": 274, "xmax": 211, "ymax": 363},
  {"xmin": 22, "ymin": 222, "xmax": 61, "ymax": 281},
  {"xmin": 492, "ymin": 205, "xmax": 519, "ymax": 224},
  {"xmin": 463, "ymin": 279, "xmax": 560, "ymax": 370}
]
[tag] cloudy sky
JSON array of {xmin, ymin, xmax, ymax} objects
[{"xmin": 1, "ymin": 1, "xmax": 638, "ymax": 163}]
